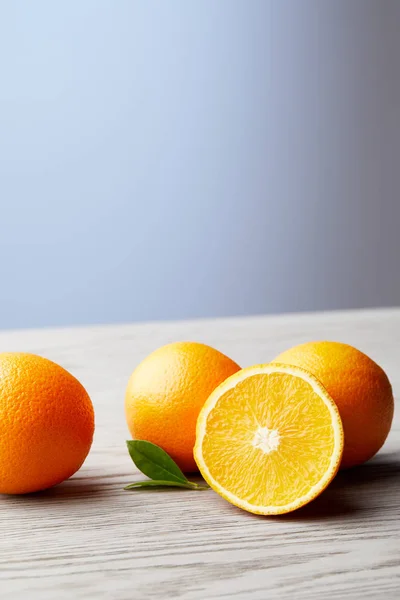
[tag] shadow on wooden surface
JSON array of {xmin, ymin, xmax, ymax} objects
[
  {"xmin": 0, "ymin": 477, "xmax": 112, "ymax": 506},
  {"xmin": 2, "ymin": 453, "xmax": 399, "ymax": 520},
  {"xmin": 338, "ymin": 451, "xmax": 400, "ymax": 485},
  {"xmin": 281, "ymin": 451, "xmax": 400, "ymax": 522},
  {"xmin": 230, "ymin": 451, "xmax": 400, "ymax": 523}
]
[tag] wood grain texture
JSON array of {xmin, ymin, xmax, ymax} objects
[{"xmin": 0, "ymin": 308, "xmax": 399, "ymax": 599}]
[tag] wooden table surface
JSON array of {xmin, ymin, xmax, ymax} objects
[{"xmin": 0, "ymin": 308, "xmax": 399, "ymax": 599}]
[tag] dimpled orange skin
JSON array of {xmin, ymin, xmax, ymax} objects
[
  {"xmin": 125, "ymin": 342, "xmax": 241, "ymax": 472},
  {"xmin": 273, "ymin": 341, "xmax": 394, "ymax": 468},
  {"xmin": 0, "ymin": 353, "xmax": 95, "ymax": 494}
]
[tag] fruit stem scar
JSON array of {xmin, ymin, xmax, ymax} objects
[{"xmin": 252, "ymin": 426, "xmax": 280, "ymax": 454}]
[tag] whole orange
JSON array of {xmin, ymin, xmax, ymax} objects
[
  {"xmin": 125, "ymin": 342, "xmax": 241, "ymax": 472},
  {"xmin": 0, "ymin": 353, "xmax": 95, "ymax": 494},
  {"xmin": 273, "ymin": 341, "xmax": 394, "ymax": 468}
]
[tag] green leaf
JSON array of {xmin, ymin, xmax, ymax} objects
[
  {"xmin": 126, "ymin": 440, "xmax": 189, "ymax": 484},
  {"xmin": 124, "ymin": 479, "xmax": 209, "ymax": 491}
]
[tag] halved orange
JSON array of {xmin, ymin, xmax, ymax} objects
[{"xmin": 194, "ymin": 363, "xmax": 344, "ymax": 515}]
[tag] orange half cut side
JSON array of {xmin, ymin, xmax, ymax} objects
[{"xmin": 194, "ymin": 363, "xmax": 344, "ymax": 515}]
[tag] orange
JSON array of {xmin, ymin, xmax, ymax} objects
[
  {"xmin": 194, "ymin": 363, "xmax": 343, "ymax": 515},
  {"xmin": 125, "ymin": 342, "xmax": 241, "ymax": 472},
  {"xmin": 0, "ymin": 353, "xmax": 95, "ymax": 494},
  {"xmin": 272, "ymin": 341, "xmax": 394, "ymax": 468}
]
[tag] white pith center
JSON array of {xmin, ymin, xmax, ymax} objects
[{"xmin": 252, "ymin": 426, "xmax": 280, "ymax": 454}]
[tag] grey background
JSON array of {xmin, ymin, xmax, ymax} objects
[{"xmin": 1, "ymin": 0, "xmax": 399, "ymax": 330}]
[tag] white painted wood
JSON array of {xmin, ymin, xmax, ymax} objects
[{"xmin": 0, "ymin": 308, "xmax": 399, "ymax": 599}]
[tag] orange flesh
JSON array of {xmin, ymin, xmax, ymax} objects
[{"xmin": 196, "ymin": 365, "xmax": 343, "ymax": 513}]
